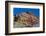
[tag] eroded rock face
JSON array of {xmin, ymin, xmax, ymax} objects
[{"xmin": 14, "ymin": 12, "xmax": 39, "ymax": 27}]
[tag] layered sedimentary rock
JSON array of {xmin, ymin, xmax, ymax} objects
[{"xmin": 14, "ymin": 12, "xmax": 39, "ymax": 27}]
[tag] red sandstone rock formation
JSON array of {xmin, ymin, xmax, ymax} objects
[{"xmin": 15, "ymin": 12, "xmax": 39, "ymax": 26}]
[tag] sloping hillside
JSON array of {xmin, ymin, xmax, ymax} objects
[{"xmin": 14, "ymin": 12, "xmax": 39, "ymax": 27}]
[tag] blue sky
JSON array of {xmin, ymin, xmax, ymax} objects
[{"xmin": 13, "ymin": 8, "xmax": 40, "ymax": 16}]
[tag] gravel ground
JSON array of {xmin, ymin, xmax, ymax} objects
[{"xmin": 13, "ymin": 22, "xmax": 39, "ymax": 28}]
